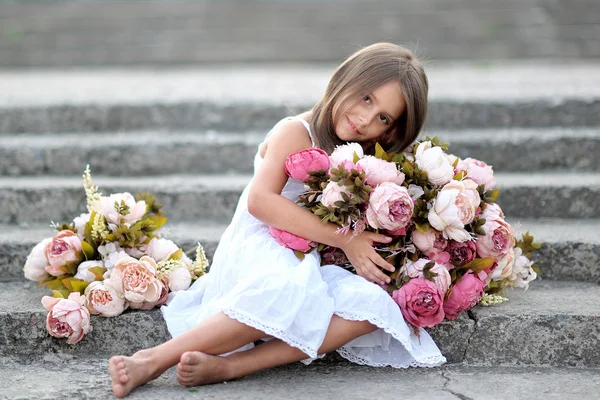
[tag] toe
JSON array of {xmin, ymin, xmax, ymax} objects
[
  {"xmin": 177, "ymin": 363, "xmax": 193, "ymax": 373},
  {"xmin": 181, "ymin": 351, "xmax": 202, "ymax": 366},
  {"xmin": 119, "ymin": 373, "xmax": 129, "ymax": 384}
]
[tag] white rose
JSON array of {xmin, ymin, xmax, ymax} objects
[
  {"xmin": 428, "ymin": 189, "xmax": 471, "ymax": 242},
  {"xmin": 145, "ymin": 238, "xmax": 180, "ymax": 262},
  {"xmin": 23, "ymin": 238, "xmax": 52, "ymax": 282},
  {"xmin": 72, "ymin": 213, "xmax": 91, "ymax": 240},
  {"xmin": 168, "ymin": 267, "xmax": 192, "ymax": 292},
  {"xmin": 489, "ymin": 248, "xmax": 515, "ymax": 283},
  {"xmin": 74, "ymin": 260, "xmax": 105, "ymax": 283},
  {"xmin": 415, "ymin": 141, "xmax": 454, "ymax": 186},
  {"xmin": 85, "ymin": 281, "xmax": 127, "ymax": 317},
  {"xmin": 321, "ymin": 181, "xmax": 351, "ymax": 209},
  {"xmin": 330, "ymin": 143, "xmax": 364, "ymax": 166},
  {"xmin": 95, "ymin": 192, "xmax": 147, "ymax": 226},
  {"xmin": 441, "ymin": 180, "xmax": 481, "ymax": 225},
  {"xmin": 356, "ymin": 155, "xmax": 405, "ymax": 187}
]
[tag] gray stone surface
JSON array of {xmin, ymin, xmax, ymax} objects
[
  {"xmin": 0, "ymin": 173, "xmax": 598, "ymax": 226},
  {"xmin": 2, "ymin": 219, "xmax": 599, "ymax": 283},
  {"xmin": 1, "ymin": 280, "xmax": 598, "ymax": 367},
  {"xmin": 1, "ymin": 127, "xmax": 599, "ymax": 176},
  {"xmin": 1, "ymin": 0, "xmax": 600, "ymax": 67},
  {"xmin": 1, "ymin": 64, "xmax": 600, "ymax": 133}
]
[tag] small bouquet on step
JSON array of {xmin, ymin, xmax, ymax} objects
[
  {"xmin": 23, "ymin": 166, "xmax": 210, "ymax": 344},
  {"xmin": 270, "ymin": 138, "xmax": 540, "ymax": 331}
]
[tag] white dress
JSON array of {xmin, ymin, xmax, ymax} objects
[{"xmin": 161, "ymin": 117, "xmax": 446, "ymax": 368}]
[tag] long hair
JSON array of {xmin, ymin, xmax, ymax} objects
[{"xmin": 310, "ymin": 43, "xmax": 428, "ymax": 154}]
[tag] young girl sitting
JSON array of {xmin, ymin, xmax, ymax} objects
[{"xmin": 109, "ymin": 42, "xmax": 446, "ymax": 398}]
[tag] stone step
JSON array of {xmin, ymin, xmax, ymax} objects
[
  {"xmin": 2, "ymin": 127, "xmax": 599, "ymax": 176},
  {"xmin": 1, "ymin": 280, "xmax": 599, "ymax": 368},
  {"xmin": 1, "ymin": 360, "xmax": 599, "ymax": 400},
  {"xmin": 1, "ymin": 64, "xmax": 599, "ymax": 133},
  {"xmin": 0, "ymin": 173, "xmax": 598, "ymax": 226},
  {"xmin": 1, "ymin": 219, "xmax": 598, "ymax": 283}
]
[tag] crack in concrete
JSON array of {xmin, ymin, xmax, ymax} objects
[
  {"xmin": 461, "ymin": 310, "xmax": 479, "ymax": 363},
  {"xmin": 441, "ymin": 370, "xmax": 475, "ymax": 400}
]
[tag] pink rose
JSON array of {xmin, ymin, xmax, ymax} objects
[
  {"xmin": 392, "ymin": 277, "xmax": 445, "ymax": 328},
  {"xmin": 321, "ymin": 181, "xmax": 352, "ymax": 209},
  {"xmin": 107, "ymin": 256, "xmax": 163, "ymax": 309},
  {"xmin": 443, "ymin": 272, "xmax": 485, "ymax": 320},
  {"xmin": 366, "ymin": 183, "xmax": 414, "ymax": 231},
  {"xmin": 456, "ymin": 158, "xmax": 496, "ymax": 191},
  {"xmin": 269, "ymin": 226, "xmax": 316, "ymax": 253},
  {"xmin": 402, "ymin": 258, "xmax": 451, "ymax": 294},
  {"xmin": 356, "ymin": 155, "xmax": 405, "ymax": 187},
  {"xmin": 476, "ymin": 218, "xmax": 515, "ymax": 259},
  {"xmin": 23, "ymin": 238, "xmax": 52, "ymax": 282},
  {"xmin": 446, "ymin": 240, "xmax": 477, "ymax": 267},
  {"xmin": 411, "ymin": 229, "xmax": 447, "ymax": 256},
  {"xmin": 45, "ymin": 230, "xmax": 83, "ymax": 276},
  {"xmin": 428, "ymin": 189, "xmax": 471, "ymax": 242},
  {"xmin": 42, "ymin": 293, "xmax": 92, "ymax": 344},
  {"xmin": 285, "ymin": 148, "xmax": 330, "ymax": 182},
  {"xmin": 84, "ymin": 281, "xmax": 127, "ymax": 317}
]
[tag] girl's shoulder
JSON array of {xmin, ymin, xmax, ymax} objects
[{"xmin": 259, "ymin": 115, "xmax": 314, "ymax": 159}]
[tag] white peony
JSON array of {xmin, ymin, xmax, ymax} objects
[
  {"xmin": 441, "ymin": 179, "xmax": 481, "ymax": 225},
  {"xmin": 415, "ymin": 141, "xmax": 454, "ymax": 186},
  {"xmin": 72, "ymin": 213, "xmax": 91, "ymax": 240},
  {"xmin": 85, "ymin": 281, "xmax": 127, "ymax": 317},
  {"xmin": 23, "ymin": 238, "xmax": 52, "ymax": 282},
  {"xmin": 428, "ymin": 189, "xmax": 472, "ymax": 242},
  {"xmin": 168, "ymin": 267, "xmax": 192, "ymax": 292},
  {"xmin": 510, "ymin": 247, "xmax": 537, "ymax": 290},
  {"xmin": 95, "ymin": 192, "xmax": 146, "ymax": 226},
  {"xmin": 74, "ymin": 260, "xmax": 105, "ymax": 283},
  {"xmin": 330, "ymin": 143, "xmax": 364, "ymax": 167},
  {"xmin": 145, "ymin": 238, "xmax": 180, "ymax": 262},
  {"xmin": 321, "ymin": 181, "xmax": 352, "ymax": 209}
]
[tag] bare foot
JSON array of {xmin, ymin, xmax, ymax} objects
[
  {"xmin": 176, "ymin": 351, "xmax": 235, "ymax": 387},
  {"xmin": 109, "ymin": 352, "xmax": 161, "ymax": 398}
]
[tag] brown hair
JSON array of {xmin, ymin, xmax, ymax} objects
[{"xmin": 310, "ymin": 43, "xmax": 428, "ymax": 154}]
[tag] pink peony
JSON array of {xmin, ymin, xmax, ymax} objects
[
  {"xmin": 428, "ymin": 189, "xmax": 471, "ymax": 242},
  {"xmin": 392, "ymin": 277, "xmax": 445, "ymax": 328},
  {"xmin": 441, "ymin": 180, "xmax": 481, "ymax": 225},
  {"xmin": 42, "ymin": 293, "xmax": 92, "ymax": 344},
  {"xmin": 330, "ymin": 143, "xmax": 364, "ymax": 167},
  {"xmin": 356, "ymin": 155, "xmax": 405, "ymax": 187},
  {"xmin": 443, "ymin": 272, "xmax": 485, "ymax": 320},
  {"xmin": 402, "ymin": 258, "xmax": 451, "ymax": 294},
  {"xmin": 366, "ymin": 183, "xmax": 414, "ymax": 231},
  {"xmin": 85, "ymin": 281, "xmax": 127, "ymax": 317},
  {"xmin": 411, "ymin": 229, "xmax": 448, "ymax": 256},
  {"xmin": 96, "ymin": 192, "xmax": 147, "ymax": 227},
  {"xmin": 107, "ymin": 256, "xmax": 163, "ymax": 310},
  {"xmin": 45, "ymin": 230, "xmax": 83, "ymax": 276},
  {"xmin": 168, "ymin": 267, "xmax": 192, "ymax": 292},
  {"xmin": 269, "ymin": 226, "xmax": 316, "ymax": 253},
  {"xmin": 156, "ymin": 277, "xmax": 170, "ymax": 306},
  {"xmin": 446, "ymin": 240, "xmax": 477, "ymax": 267},
  {"xmin": 321, "ymin": 181, "xmax": 352, "ymax": 209},
  {"xmin": 285, "ymin": 148, "xmax": 330, "ymax": 182},
  {"xmin": 23, "ymin": 238, "xmax": 52, "ymax": 282},
  {"xmin": 489, "ymin": 248, "xmax": 515, "ymax": 282},
  {"xmin": 476, "ymin": 218, "xmax": 515, "ymax": 259},
  {"xmin": 456, "ymin": 158, "xmax": 496, "ymax": 191}
]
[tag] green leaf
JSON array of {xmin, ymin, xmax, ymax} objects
[
  {"xmin": 144, "ymin": 215, "xmax": 168, "ymax": 231},
  {"xmin": 353, "ymin": 151, "xmax": 360, "ymax": 164},
  {"xmin": 88, "ymin": 266, "xmax": 107, "ymax": 281},
  {"xmin": 294, "ymin": 251, "xmax": 306, "ymax": 260},
  {"xmin": 414, "ymin": 221, "xmax": 430, "ymax": 233},
  {"xmin": 374, "ymin": 143, "xmax": 388, "ymax": 160},
  {"xmin": 70, "ymin": 280, "xmax": 90, "ymax": 294},
  {"xmin": 81, "ymin": 241, "xmax": 95, "ymax": 261},
  {"xmin": 40, "ymin": 278, "xmax": 69, "ymax": 290},
  {"xmin": 51, "ymin": 289, "xmax": 70, "ymax": 299},
  {"xmin": 169, "ymin": 248, "xmax": 183, "ymax": 261},
  {"xmin": 462, "ymin": 257, "xmax": 496, "ymax": 273}
]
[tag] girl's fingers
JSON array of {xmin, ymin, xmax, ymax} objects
[
  {"xmin": 366, "ymin": 260, "xmax": 391, "ymax": 284},
  {"xmin": 372, "ymin": 254, "xmax": 395, "ymax": 273},
  {"xmin": 366, "ymin": 233, "xmax": 392, "ymax": 244}
]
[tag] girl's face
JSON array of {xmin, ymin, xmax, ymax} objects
[{"xmin": 333, "ymin": 80, "xmax": 406, "ymax": 143}]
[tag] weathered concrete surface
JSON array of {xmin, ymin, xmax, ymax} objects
[
  {"xmin": 1, "ymin": 218, "xmax": 599, "ymax": 283},
  {"xmin": 0, "ymin": 173, "xmax": 598, "ymax": 226},
  {"xmin": 466, "ymin": 280, "xmax": 600, "ymax": 367},
  {"xmin": 1, "ymin": 281, "xmax": 599, "ymax": 367},
  {"xmin": 1, "ymin": 128, "xmax": 599, "ymax": 176},
  {"xmin": 1, "ymin": 64, "xmax": 600, "ymax": 133},
  {"xmin": 0, "ymin": 358, "xmax": 599, "ymax": 400}
]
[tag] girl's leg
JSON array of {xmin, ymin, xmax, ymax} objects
[
  {"xmin": 176, "ymin": 315, "xmax": 377, "ymax": 386},
  {"xmin": 109, "ymin": 311, "xmax": 268, "ymax": 398}
]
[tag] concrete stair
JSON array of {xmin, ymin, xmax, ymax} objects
[{"xmin": 1, "ymin": 63, "xmax": 599, "ymax": 397}]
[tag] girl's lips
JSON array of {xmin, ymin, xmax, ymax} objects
[{"xmin": 347, "ymin": 117, "xmax": 359, "ymax": 134}]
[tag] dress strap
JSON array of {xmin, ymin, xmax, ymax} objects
[{"xmin": 294, "ymin": 117, "xmax": 316, "ymax": 147}]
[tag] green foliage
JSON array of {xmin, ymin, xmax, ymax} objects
[
  {"xmin": 137, "ymin": 192, "xmax": 164, "ymax": 216},
  {"xmin": 516, "ymin": 231, "xmax": 541, "ymax": 259},
  {"xmin": 81, "ymin": 241, "xmax": 96, "ymax": 261},
  {"xmin": 114, "ymin": 200, "xmax": 131, "ymax": 216},
  {"xmin": 55, "ymin": 222, "xmax": 75, "ymax": 232},
  {"xmin": 460, "ymin": 257, "xmax": 496, "ymax": 273}
]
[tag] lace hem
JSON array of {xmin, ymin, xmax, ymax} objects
[
  {"xmin": 222, "ymin": 307, "xmax": 318, "ymax": 359},
  {"xmin": 333, "ymin": 311, "xmax": 447, "ymax": 369}
]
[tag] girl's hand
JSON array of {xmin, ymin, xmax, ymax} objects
[{"xmin": 339, "ymin": 232, "xmax": 395, "ymax": 284}]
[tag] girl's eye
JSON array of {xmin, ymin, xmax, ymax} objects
[
  {"xmin": 363, "ymin": 95, "xmax": 371, "ymax": 103},
  {"xmin": 379, "ymin": 114, "xmax": 389, "ymax": 125}
]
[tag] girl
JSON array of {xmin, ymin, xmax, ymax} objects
[{"xmin": 109, "ymin": 42, "xmax": 445, "ymax": 398}]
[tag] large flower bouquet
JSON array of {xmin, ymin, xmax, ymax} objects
[
  {"xmin": 23, "ymin": 166, "xmax": 209, "ymax": 344},
  {"xmin": 270, "ymin": 138, "xmax": 540, "ymax": 331}
]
